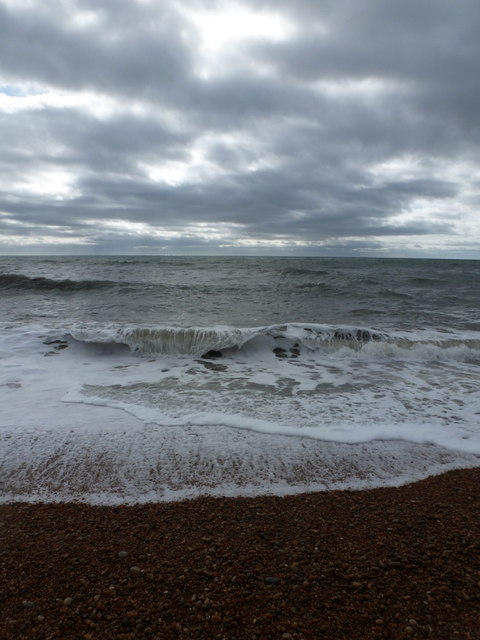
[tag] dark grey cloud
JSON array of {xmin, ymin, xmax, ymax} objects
[
  {"xmin": 0, "ymin": 1, "xmax": 192, "ymax": 97},
  {"xmin": 250, "ymin": 0, "xmax": 480, "ymax": 146},
  {"xmin": 0, "ymin": 0, "xmax": 479, "ymax": 257}
]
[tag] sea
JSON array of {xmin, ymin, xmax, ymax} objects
[{"xmin": 1, "ymin": 255, "xmax": 479, "ymax": 504}]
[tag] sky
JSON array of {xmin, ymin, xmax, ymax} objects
[{"xmin": 0, "ymin": 0, "xmax": 479, "ymax": 258}]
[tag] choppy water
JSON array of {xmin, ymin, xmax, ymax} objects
[{"xmin": 1, "ymin": 256, "xmax": 479, "ymax": 503}]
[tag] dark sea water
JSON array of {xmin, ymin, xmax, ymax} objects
[{"xmin": 1, "ymin": 256, "xmax": 479, "ymax": 503}]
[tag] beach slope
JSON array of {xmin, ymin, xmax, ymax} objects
[{"xmin": 1, "ymin": 468, "xmax": 479, "ymax": 639}]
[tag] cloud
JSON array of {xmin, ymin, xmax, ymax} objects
[{"xmin": 0, "ymin": 0, "xmax": 479, "ymax": 256}]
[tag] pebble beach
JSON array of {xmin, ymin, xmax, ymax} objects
[{"xmin": 1, "ymin": 467, "xmax": 479, "ymax": 640}]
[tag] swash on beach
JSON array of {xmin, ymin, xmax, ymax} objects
[{"xmin": 1, "ymin": 256, "xmax": 479, "ymax": 503}]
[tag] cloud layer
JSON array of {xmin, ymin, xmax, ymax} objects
[{"xmin": 0, "ymin": 0, "xmax": 479, "ymax": 256}]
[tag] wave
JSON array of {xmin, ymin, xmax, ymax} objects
[
  {"xmin": 63, "ymin": 323, "xmax": 480, "ymax": 367},
  {"xmin": 0, "ymin": 273, "xmax": 244, "ymax": 296},
  {"xmin": 297, "ymin": 282, "xmax": 335, "ymax": 292},
  {"xmin": 282, "ymin": 267, "xmax": 329, "ymax": 277},
  {"xmin": 409, "ymin": 276, "xmax": 443, "ymax": 286},
  {"xmin": 64, "ymin": 322, "xmax": 478, "ymax": 361},
  {"xmin": 0, "ymin": 273, "xmax": 116, "ymax": 292},
  {"xmin": 380, "ymin": 288, "xmax": 413, "ymax": 299},
  {"xmin": 68, "ymin": 323, "xmax": 387, "ymax": 356}
]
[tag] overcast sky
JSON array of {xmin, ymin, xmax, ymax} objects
[{"xmin": 1, "ymin": 0, "xmax": 479, "ymax": 257}]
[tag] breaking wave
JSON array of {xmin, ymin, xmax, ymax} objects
[
  {"xmin": 66, "ymin": 323, "xmax": 480, "ymax": 363},
  {"xmin": 69, "ymin": 323, "xmax": 386, "ymax": 356}
]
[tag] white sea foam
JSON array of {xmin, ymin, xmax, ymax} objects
[
  {"xmin": 2, "ymin": 416, "xmax": 479, "ymax": 505},
  {"xmin": 1, "ymin": 323, "xmax": 479, "ymax": 504},
  {"xmin": 62, "ymin": 392, "xmax": 480, "ymax": 454}
]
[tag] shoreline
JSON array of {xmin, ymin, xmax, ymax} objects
[
  {"xmin": 3, "ymin": 425, "xmax": 479, "ymax": 505},
  {"xmin": 1, "ymin": 467, "xmax": 479, "ymax": 639}
]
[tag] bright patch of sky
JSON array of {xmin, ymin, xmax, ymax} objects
[{"xmin": 181, "ymin": 3, "xmax": 296, "ymax": 79}]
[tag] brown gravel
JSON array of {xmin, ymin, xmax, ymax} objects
[{"xmin": 1, "ymin": 468, "xmax": 479, "ymax": 640}]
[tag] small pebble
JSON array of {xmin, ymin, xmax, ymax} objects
[
  {"xmin": 264, "ymin": 576, "xmax": 279, "ymax": 585},
  {"xmin": 63, "ymin": 597, "xmax": 73, "ymax": 606},
  {"xmin": 23, "ymin": 601, "xmax": 35, "ymax": 609},
  {"xmin": 37, "ymin": 615, "xmax": 45, "ymax": 622},
  {"xmin": 118, "ymin": 551, "xmax": 128, "ymax": 558},
  {"xmin": 130, "ymin": 566, "xmax": 142, "ymax": 574}
]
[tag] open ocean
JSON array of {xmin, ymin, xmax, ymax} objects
[{"xmin": 1, "ymin": 255, "xmax": 479, "ymax": 503}]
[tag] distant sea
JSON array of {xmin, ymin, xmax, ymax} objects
[{"xmin": 1, "ymin": 255, "xmax": 479, "ymax": 503}]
